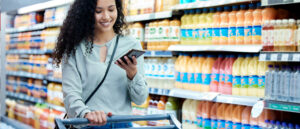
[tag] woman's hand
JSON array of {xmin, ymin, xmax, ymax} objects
[
  {"xmin": 115, "ymin": 56, "xmax": 137, "ymax": 80},
  {"xmin": 84, "ymin": 111, "xmax": 112, "ymax": 125}
]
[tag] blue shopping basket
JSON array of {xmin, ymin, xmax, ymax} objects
[{"xmin": 55, "ymin": 114, "xmax": 181, "ymax": 129}]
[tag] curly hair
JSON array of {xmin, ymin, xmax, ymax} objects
[{"xmin": 52, "ymin": 0, "xmax": 127, "ymax": 66}]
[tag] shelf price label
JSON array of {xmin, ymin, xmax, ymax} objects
[
  {"xmin": 293, "ymin": 54, "xmax": 300, "ymax": 61},
  {"xmin": 270, "ymin": 54, "xmax": 278, "ymax": 61},
  {"xmin": 202, "ymin": 92, "xmax": 219, "ymax": 101},
  {"xmin": 281, "ymin": 54, "xmax": 289, "ymax": 61},
  {"xmin": 259, "ymin": 53, "xmax": 267, "ymax": 61}
]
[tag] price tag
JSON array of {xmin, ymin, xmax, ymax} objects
[
  {"xmin": 259, "ymin": 54, "xmax": 267, "ymax": 61},
  {"xmin": 293, "ymin": 54, "xmax": 300, "ymax": 61},
  {"xmin": 281, "ymin": 54, "xmax": 289, "ymax": 61},
  {"xmin": 251, "ymin": 101, "xmax": 265, "ymax": 118},
  {"xmin": 271, "ymin": 54, "xmax": 278, "ymax": 61},
  {"xmin": 202, "ymin": 93, "xmax": 219, "ymax": 101}
]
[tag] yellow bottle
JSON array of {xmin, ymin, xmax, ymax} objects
[
  {"xmin": 47, "ymin": 83, "xmax": 54, "ymax": 104},
  {"xmin": 181, "ymin": 11, "xmax": 188, "ymax": 45},
  {"xmin": 206, "ymin": 8, "xmax": 215, "ymax": 45},
  {"xmin": 169, "ymin": 19, "xmax": 181, "ymax": 46},
  {"xmin": 181, "ymin": 54, "xmax": 191, "ymax": 89},
  {"xmin": 187, "ymin": 54, "xmax": 198, "ymax": 90},
  {"xmin": 257, "ymin": 61, "xmax": 273, "ymax": 97},
  {"xmin": 186, "ymin": 10, "xmax": 194, "ymax": 45},
  {"xmin": 161, "ymin": 19, "xmax": 170, "ymax": 50},
  {"xmin": 194, "ymin": 54, "xmax": 206, "ymax": 92},
  {"xmin": 198, "ymin": 8, "xmax": 208, "ymax": 45},
  {"xmin": 240, "ymin": 54, "xmax": 252, "ymax": 96},
  {"xmin": 232, "ymin": 54, "xmax": 245, "ymax": 96},
  {"xmin": 175, "ymin": 54, "xmax": 183, "ymax": 88},
  {"xmin": 248, "ymin": 54, "xmax": 259, "ymax": 97},
  {"xmin": 191, "ymin": 9, "xmax": 200, "ymax": 45}
]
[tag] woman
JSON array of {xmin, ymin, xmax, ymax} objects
[{"xmin": 52, "ymin": 0, "xmax": 148, "ymax": 128}]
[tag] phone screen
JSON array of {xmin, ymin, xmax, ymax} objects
[{"xmin": 120, "ymin": 49, "xmax": 145, "ymax": 64}]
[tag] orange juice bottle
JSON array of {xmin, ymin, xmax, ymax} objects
[
  {"xmin": 197, "ymin": 101, "xmax": 204, "ymax": 129},
  {"xmin": 232, "ymin": 54, "xmax": 245, "ymax": 96},
  {"xmin": 241, "ymin": 106, "xmax": 251, "ymax": 129},
  {"xmin": 240, "ymin": 54, "xmax": 252, "ymax": 96},
  {"xmin": 252, "ymin": 3, "xmax": 263, "ymax": 45},
  {"xmin": 217, "ymin": 103, "xmax": 227, "ymax": 129},
  {"xmin": 262, "ymin": 6, "xmax": 276, "ymax": 21},
  {"xmin": 210, "ymin": 55, "xmax": 224, "ymax": 92},
  {"xmin": 187, "ymin": 54, "xmax": 197, "ymax": 90},
  {"xmin": 232, "ymin": 106, "xmax": 245, "ymax": 129},
  {"xmin": 181, "ymin": 54, "xmax": 191, "ymax": 89},
  {"xmin": 211, "ymin": 103, "xmax": 218, "ymax": 129},
  {"xmin": 157, "ymin": 96, "xmax": 167, "ymax": 126},
  {"xmin": 202, "ymin": 101, "xmax": 213, "ymax": 129},
  {"xmin": 148, "ymin": 22, "xmax": 154, "ymax": 50},
  {"xmin": 169, "ymin": 19, "xmax": 181, "ymax": 46},
  {"xmin": 228, "ymin": 5, "xmax": 239, "ymax": 45},
  {"xmin": 212, "ymin": 7, "xmax": 222, "ymax": 45},
  {"xmin": 161, "ymin": 19, "xmax": 170, "ymax": 50},
  {"xmin": 220, "ymin": 6, "xmax": 231, "ymax": 45},
  {"xmin": 236, "ymin": 5, "xmax": 247, "ymax": 45},
  {"xmin": 175, "ymin": 54, "xmax": 183, "ymax": 88},
  {"xmin": 202, "ymin": 55, "xmax": 216, "ymax": 92},
  {"xmin": 195, "ymin": 54, "xmax": 206, "ymax": 92},
  {"xmin": 244, "ymin": 4, "xmax": 255, "ymax": 45},
  {"xmin": 225, "ymin": 104, "xmax": 235, "ymax": 129},
  {"xmin": 248, "ymin": 54, "xmax": 259, "ymax": 97}
]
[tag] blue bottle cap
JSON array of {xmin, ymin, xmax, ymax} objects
[
  {"xmin": 240, "ymin": 4, "xmax": 247, "ymax": 9},
  {"xmin": 232, "ymin": 5, "xmax": 239, "ymax": 10},
  {"xmin": 207, "ymin": 54, "xmax": 216, "ymax": 58},
  {"xmin": 209, "ymin": 8, "xmax": 215, "ymax": 12},
  {"xmin": 218, "ymin": 55, "xmax": 224, "ymax": 58},
  {"xmin": 230, "ymin": 54, "xmax": 236, "ymax": 58},
  {"xmin": 270, "ymin": 120, "xmax": 275, "ymax": 124},
  {"xmin": 196, "ymin": 9, "xmax": 201, "ymax": 13},
  {"xmin": 190, "ymin": 9, "xmax": 195, "ymax": 14},
  {"xmin": 256, "ymin": 2, "xmax": 261, "ymax": 7},
  {"xmin": 289, "ymin": 123, "xmax": 294, "ymax": 128},
  {"xmin": 192, "ymin": 54, "xmax": 198, "ymax": 57},
  {"xmin": 276, "ymin": 121, "xmax": 281, "ymax": 126},
  {"xmin": 282, "ymin": 122, "xmax": 287, "ymax": 127},
  {"xmin": 224, "ymin": 6, "xmax": 231, "ymax": 11},
  {"xmin": 217, "ymin": 7, "xmax": 223, "ymax": 12},
  {"xmin": 249, "ymin": 3, "xmax": 255, "ymax": 9},
  {"xmin": 198, "ymin": 54, "xmax": 204, "ymax": 57},
  {"xmin": 265, "ymin": 120, "xmax": 270, "ymax": 123},
  {"xmin": 203, "ymin": 8, "xmax": 208, "ymax": 13},
  {"xmin": 246, "ymin": 54, "xmax": 252, "ymax": 57}
]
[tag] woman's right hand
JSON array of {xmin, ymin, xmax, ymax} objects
[{"xmin": 84, "ymin": 111, "xmax": 112, "ymax": 125}]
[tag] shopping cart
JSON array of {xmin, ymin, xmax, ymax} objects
[{"xmin": 55, "ymin": 114, "xmax": 181, "ymax": 129}]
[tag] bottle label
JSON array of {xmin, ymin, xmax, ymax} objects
[
  {"xmin": 201, "ymin": 28, "xmax": 207, "ymax": 39},
  {"xmin": 211, "ymin": 73, "xmax": 220, "ymax": 85},
  {"xmin": 202, "ymin": 73, "xmax": 211, "ymax": 85},
  {"xmin": 233, "ymin": 122, "xmax": 242, "ymax": 129},
  {"xmin": 207, "ymin": 28, "xmax": 213, "ymax": 40},
  {"xmin": 236, "ymin": 26, "xmax": 245, "ymax": 41},
  {"xmin": 211, "ymin": 119, "xmax": 218, "ymax": 129},
  {"xmin": 229, "ymin": 27, "xmax": 237, "ymax": 41},
  {"xmin": 252, "ymin": 25, "xmax": 262, "ymax": 42},
  {"xmin": 220, "ymin": 27, "xmax": 229, "ymax": 40},
  {"xmin": 203, "ymin": 118, "xmax": 211, "ymax": 129},
  {"xmin": 153, "ymin": 27, "xmax": 159, "ymax": 42},
  {"xmin": 249, "ymin": 125, "xmax": 258, "ymax": 129},
  {"xmin": 220, "ymin": 73, "xmax": 225, "ymax": 84},
  {"xmin": 195, "ymin": 73, "xmax": 202, "ymax": 84},
  {"xmin": 176, "ymin": 71, "xmax": 181, "ymax": 82},
  {"xmin": 218, "ymin": 120, "xmax": 226, "ymax": 129},
  {"xmin": 213, "ymin": 28, "xmax": 220, "ymax": 37},
  {"xmin": 241, "ymin": 76, "xmax": 249, "ymax": 88},
  {"xmin": 233, "ymin": 76, "xmax": 241, "ymax": 88},
  {"xmin": 169, "ymin": 26, "xmax": 181, "ymax": 41},
  {"xmin": 241, "ymin": 125, "xmax": 250, "ymax": 129},
  {"xmin": 181, "ymin": 29, "xmax": 186, "ymax": 41},
  {"xmin": 187, "ymin": 29, "xmax": 193, "ymax": 41},
  {"xmin": 245, "ymin": 26, "xmax": 252, "ymax": 38},
  {"xmin": 195, "ymin": 29, "xmax": 201, "ymax": 41},
  {"xmin": 249, "ymin": 75, "xmax": 258, "ymax": 88},
  {"xmin": 193, "ymin": 29, "xmax": 199, "ymax": 40},
  {"xmin": 225, "ymin": 121, "xmax": 233, "ymax": 129},
  {"xmin": 225, "ymin": 74, "xmax": 233, "ymax": 85},
  {"xmin": 188, "ymin": 73, "xmax": 195, "ymax": 84},
  {"xmin": 162, "ymin": 26, "xmax": 169, "ymax": 41},
  {"xmin": 197, "ymin": 116, "xmax": 203, "ymax": 128},
  {"xmin": 182, "ymin": 72, "xmax": 188, "ymax": 83},
  {"xmin": 258, "ymin": 76, "xmax": 265, "ymax": 88}
]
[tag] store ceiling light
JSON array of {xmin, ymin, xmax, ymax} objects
[{"xmin": 18, "ymin": 0, "xmax": 74, "ymax": 14}]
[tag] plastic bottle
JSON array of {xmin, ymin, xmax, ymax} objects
[
  {"xmin": 228, "ymin": 5, "xmax": 239, "ymax": 45},
  {"xmin": 244, "ymin": 4, "xmax": 255, "ymax": 44},
  {"xmin": 296, "ymin": 124, "xmax": 300, "ymax": 129},
  {"xmin": 181, "ymin": 54, "xmax": 191, "ymax": 89},
  {"xmin": 182, "ymin": 99, "xmax": 190, "ymax": 129},
  {"xmin": 232, "ymin": 106, "xmax": 245, "ymax": 129},
  {"xmin": 258, "ymin": 110, "xmax": 266, "ymax": 128},
  {"xmin": 181, "ymin": 11, "xmax": 188, "ymax": 45},
  {"xmin": 175, "ymin": 54, "xmax": 183, "ymax": 88},
  {"xmin": 192, "ymin": 9, "xmax": 201, "ymax": 45},
  {"xmin": 265, "ymin": 65, "xmax": 274, "ymax": 100},
  {"xmin": 199, "ymin": 8, "xmax": 208, "ymax": 45},
  {"xmin": 152, "ymin": 21, "xmax": 159, "ymax": 50},
  {"xmin": 297, "ymin": 20, "xmax": 300, "ymax": 52},
  {"xmin": 262, "ymin": 20, "xmax": 270, "ymax": 51},
  {"xmin": 241, "ymin": 106, "xmax": 251, "ymax": 129},
  {"xmin": 197, "ymin": 101, "xmax": 204, "ymax": 129},
  {"xmin": 293, "ymin": 66, "xmax": 300, "ymax": 103},
  {"xmin": 280, "ymin": 19, "xmax": 289, "ymax": 52},
  {"xmin": 224, "ymin": 54, "xmax": 237, "ymax": 95},
  {"xmin": 268, "ymin": 20, "xmax": 276, "ymax": 51},
  {"xmin": 156, "ymin": 0, "xmax": 164, "ymax": 12},
  {"xmin": 220, "ymin": 6, "xmax": 231, "ymax": 45},
  {"xmin": 252, "ymin": 3, "xmax": 263, "ymax": 45},
  {"xmin": 202, "ymin": 55, "xmax": 216, "ymax": 92},
  {"xmin": 262, "ymin": 6, "xmax": 276, "ymax": 21},
  {"xmin": 282, "ymin": 66, "xmax": 292, "ymax": 101},
  {"xmin": 217, "ymin": 103, "xmax": 227, "ymax": 129},
  {"xmin": 213, "ymin": 7, "xmax": 222, "ymax": 45},
  {"xmin": 248, "ymin": 54, "xmax": 259, "ymax": 97},
  {"xmin": 218, "ymin": 55, "xmax": 228, "ymax": 93},
  {"xmin": 157, "ymin": 96, "xmax": 168, "ymax": 126},
  {"xmin": 160, "ymin": 19, "xmax": 170, "ymax": 50},
  {"xmin": 225, "ymin": 104, "xmax": 235, "ymax": 129},
  {"xmin": 195, "ymin": 54, "xmax": 206, "ymax": 92},
  {"xmin": 202, "ymin": 101, "xmax": 213, "ymax": 129},
  {"xmin": 272, "ymin": 65, "xmax": 281, "ymax": 100},
  {"xmin": 210, "ymin": 55, "xmax": 224, "ymax": 92},
  {"xmin": 257, "ymin": 61, "xmax": 270, "ymax": 97},
  {"xmin": 274, "ymin": 20, "xmax": 282, "ymax": 52},
  {"xmin": 187, "ymin": 54, "xmax": 198, "ymax": 90},
  {"xmin": 236, "ymin": 5, "xmax": 247, "ymax": 45},
  {"xmin": 241, "ymin": 54, "xmax": 252, "ymax": 96},
  {"xmin": 288, "ymin": 123, "xmax": 294, "ymax": 129},
  {"xmin": 250, "ymin": 115, "xmax": 259, "ymax": 129},
  {"xmin": 232, "ymin": 54, "xmax": 245, "ymax": 96},
  {"xmin": 206, "ymin": 8, "xmax": 215, "ymax": 45},
  {"xmin": 281, "ymin": 122, "xmax": 288, "ymax": 129},
  {"xmin": 186, "ymin": 10, "xmax": 195, "ymax": 45},
  {"xmin": 210, "ymin": 103, "xmax": 218, "ymax": 129},
  {"xmin": 191, "ymin": 100, "xmax": 199, "ymax": 129},
  {"xmin": 287, "ymin": 19, "xmax": 297, "ymax": 52}
]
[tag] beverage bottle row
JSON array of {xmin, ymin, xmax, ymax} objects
[
  {"xmin": 145, "ymin": 19, "xmax": 181, "ymax": 50},
  {"xmin": 264, "ymin": 120, "xmax": 300, "ymax": 129},
  {"xmin": 129, "ymin": 22, "xmax": 145, "ymax": 48},
  {"xmin": 262, "ymin": 19, "xmax": 300, "ymax": 52},
  {"xmin": 265, "ymin": 64, "xmax": 300, "ymax": 103},
  {"xmin": 182, "ymin": 99, "xmax": 278, "ymax": 129},
  {"xmin": 174, "ymin": 53, "xmax": 268, "ymax": 97},
  {"xmin": 180, "ymin": 3, "xmax": 277, "ymax": 45}
]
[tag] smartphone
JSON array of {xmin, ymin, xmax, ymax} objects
[{"xmin": 119, "ymin": 49, "xmax": 145, "ymax": 64}]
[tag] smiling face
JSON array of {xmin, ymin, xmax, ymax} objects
[{"xmin": 94, "ymin": 0, "xmax": 118, "ymax": 33}]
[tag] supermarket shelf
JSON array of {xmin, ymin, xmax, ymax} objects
[
  {"xmin": 126, "ymin": 11, "xmax": 173, "ymax": 22},
  {"xmin": 7, "ymin": 71, "xmax": 45, "ymax": 80},
  {"xmin": 6, "ymin": 92, "xmax": 65, "ymax": 112},
  {"xmin": 149, "ymin": 88, "xmax": 170, "ymax": 96},
  {"xmin": 215, "ymin": 94, "xmax": 261, "ymax": 106},
  {"xmin": 259, "ymin": 52, "xmax": 300, "ymax": 62},
  {"xmin": 6, "ymin": 21, "xmax": 63, "ymax": 34},
  {"xmin": 47, "ymin": 76, "xmax": 62, "ymax": 83},
  {"xmin": 6, "ymin": 49, "xmax": 48, "ymax": 55},
  {"xmin": 168, "ymin": 45, "xmax": 262, "ymax": 53},
  {"xmin": 262, "ymin": 0, "xmax": 300, "ymax": 6},
  {"xmin": 172, "ymin": 0, "xmax": 259, "ymax": 10},
  {"xmin": 0, "ymin": 116, "xmax": 33, "ymax": 129},
  {"xmin": 144, "ymin": 51, "xmax": 173, "ymax": 57},
  {"xmin": 265, "ymin": 100, "xmax": 300, "ymax": 113}
]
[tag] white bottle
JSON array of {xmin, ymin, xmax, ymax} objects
[
  {"xmin": 265, "ymin": 64, "xmax": 274, "ymax": 100},
  {"xmin": 272, "ymin": 65, "xmax": 281, "ymax": 100},
  {"xmin": 295, "ymin": 66, "xmax": 300, "ymax": 103},
  {"xmin": 289, "ymin": 66, "xmax": 297, "ymax": 102},
  {"xmin": 297, "ymin": 20, "xmax": 300, "ymax": 52},
  {"xmin": 281, "ymin": 122, "xmax": 288, "ymax": 129}
]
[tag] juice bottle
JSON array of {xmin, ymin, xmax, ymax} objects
[
  {"xmin": 228, "ymin": 5, "xmax": 239, "ymax": 45},
  {"xmin": 157, "ymin": 96, "xmax": 168, "ymax": 126},
  {"xmin": 252, "ymin": 2, "xmax": 262, "ymax": 45},
  {"xmin": 47, "ymin": 83, "xmax": 54, "ymax": 104},
  {"xmin": 206, "ymin": 8, "xmax": 215, "ymax": 45},
  {"xmin": 210, "ymin": 55, "xmax": 224, "ymax": 92},
  {"xmin": 269, "ymin": 20, "xmax": 276, "ymax": 51},
  {"xmin": 186, "ymin": 10, "xmax": 195, "ymax": 45},
  {"xmin": 157, "ymin": 21, "xmax": 163, "ymax": 50},
  {"xmin": 287, "ymin": 19, "xmax": 297, "ymax": 51},
  {"xmin": 182, "ymin": 99, "xmax": 191, "ymax": 129},
  {"xmin": 181, "ymin": 11, "xmax": 188, "ymax": 45},
  {"xmin": 202, "ymin": 101, "xmax": 213, "ymax": 129},
  {"xmin": 161, "ymin": 19, "xmax": 170, "ymax": 50},
  {"xmin": 197, "ymin": 101, "xmax": 204, "ymax": 129},
  {"xmin": 212, "ymin": 7, "xmax": 222, "ymax": 45},
  {"xmin": 240, "ymin": 54, "xmax": 252, "ymax": 96},
  {"xmin": 262, "ymin": 20, "xmax": 270, "ymax": 51},
  {"xmin": 274, "ymin": 20, "xmax": 282, "ymax": 51},
  {"xmin": 192, "ymin": 9, "xmax": 201, "ymax": 45},
  {"xmin": 211, "ymin": 103, "xmax": 218, "ymax": 129},
  {"xmin": 217, "ymin": 103, "xmax": 227, "ymax": 129},
  {"xmin": 220, "ymin": 6, "xmax": 231, "ymax": 45},
  {"xmin": 153, "ymin": 21, "xmax": 159, "ymax": 50},
  {"xmin": 244, "ymin": 4, "xmax": 255, "ymax": 45},
  {"xmin": 195, "ymin": 54, "xmax": 206, "ymax": 92},
  {"xmin": 187, "ymin": 54, "xmax": 198, "ymax": 90},
  {"xmin": 249, "ymin": 115, "xmax": 259, "ymax": 129},
  {"xmin": 199, "ymin": 8, "xmax": 208, "ymax": 45},
  {"xmin": 165, "ymin": 97, "xmax": 178, "ymax": 121},
  {"xmin": 225, "ymin": 104, "xmax": 235, "ymax": 129},
  {"xmin": 181, "ymin": 54, "xmax": 191, "ymax": 89},
  {"xmin": 218, "ymin": 55, "xmax": 228, "ymax": 93},
  {"xmin": 156, "ymin": 0, "xmax": 164, "ymax": 12},
  {"xmin": 241, "ymin": 106, "xmax": 251, "ymax": 129},
  {"xmin": 297, "ymin": 20, "xmax": 300, "ymax": 52},
  {"xmin": 257, "ymin": 61, "xmax": 270, "ymax": 98},
  {"xmin": 191, "ymin": 100, "xmax": 199, "ymax": 129},
  {"xmin": 169, "ymin": 19, "xmax": 181, "ymax": 46},
  {"xmin": 202, "ymin": 55, "xmax": 216, "ymax": 92},
  {"xmin": 248, "ymin": 54, "xmax": 259, "ymax": 97},
  {"xmin": 232, "ymin": 54, "xmax": 245, "ymax": 96},
  {"xmin": 224, "ymin": 55, "xmax": 237, "ymax": 95},
  {"xmin": 236, "ymin": 5, "xmax": 247, "ymax": 45},
  {"xmin": 262, "ymin": 6, "xmax": 276, "ymax": 21},
  {"xmin": 175, "ymin": 54, "xmax": 183, "ymax": 88},
  {"xmin": 258, "ymin": 109, "xmax": 266, "ymax": 128},
  {"xmin": 232, "ymin": 106, "xmax": 245, "ymax": 129}
]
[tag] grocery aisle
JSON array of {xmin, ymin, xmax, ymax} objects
[{"xmin": 1, "ymin": 0, "xmax": 300, "ymax": 129}]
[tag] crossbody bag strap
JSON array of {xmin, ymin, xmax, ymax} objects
[{"xmin": 84, "ymin": 35, "xmax": 120, "ymax": 104}]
